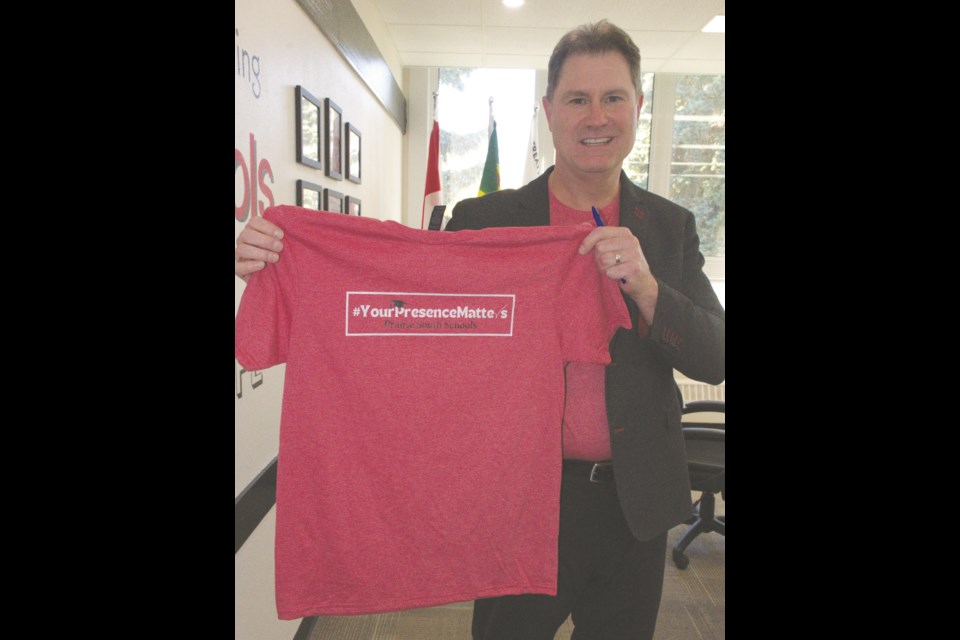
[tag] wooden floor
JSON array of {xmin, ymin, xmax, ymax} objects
[{"xmin": 309, "ymin": 493, "xmax": 724, "ymax": 639}]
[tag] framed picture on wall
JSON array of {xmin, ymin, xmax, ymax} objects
[
  {"xmin": 324, "ymin": 188, "xmax": 344, "ymax": 213},
  {"xmin": 345, "ymin": 195, "xmax": 361, "ymax": 217},
  {"xmin": 295, "ymin": 86, "xmax": 323, "ymax": 171},
  {"xmin": 297, "ymin": 180, "xmax": 325, "ymax": 210},
  {"xmin": 346, "ymin": 123, "xmax": 361, "ymax": 184},
  {"xmin": 325, "ymin": 98, "xmax": 343, "ymax": 180}
]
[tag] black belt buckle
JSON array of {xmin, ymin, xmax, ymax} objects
[{"xmin": 589, "ymin": 462, "xmax": 613, "ymax": 483}]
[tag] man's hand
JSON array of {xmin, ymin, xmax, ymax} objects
[
  {"xmin": 236, "ymin": 216, "xmax": 285, "ymax": 282},
  {"xmin": 579, "ymin": 226, "xmax": 659, "ymax": 325}
]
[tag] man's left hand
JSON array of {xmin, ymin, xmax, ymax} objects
[{"xmin": 579, "ymin": 226, "xmax": 659, "ymax": 325}]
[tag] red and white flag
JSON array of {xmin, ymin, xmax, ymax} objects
[{"xmin": 421, "ymin": 96, "xmax": 443, "ymax": 229}]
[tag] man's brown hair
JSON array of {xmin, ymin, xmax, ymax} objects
[{"xmin": 546, "ymin": 20, "xmax": 642, "ymax": 101}]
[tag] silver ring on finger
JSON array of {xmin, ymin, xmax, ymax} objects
[{"xmin": 614, "ymin": 252, "xmax": 622, "ymax": 265}]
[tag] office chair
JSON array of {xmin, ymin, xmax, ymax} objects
[{"xmin": 673, "ymin": 399, "xmax": 725, "ymax": 570}]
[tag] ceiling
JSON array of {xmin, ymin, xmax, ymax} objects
[{"xmin": 371, "ymin": 0, "xmax": 725, "ymax": 74}]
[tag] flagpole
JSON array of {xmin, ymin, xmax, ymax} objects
[
  {"xmin": 479, "ymin": 97, "xmax": 500, "ymax": 197},
  {"xmin": 524, "ymin": 102, "xmax": 542, "ymax": 184},
  {"xmin": 488, "ymin": 96, "xmax": 494, "ymax": 135}
]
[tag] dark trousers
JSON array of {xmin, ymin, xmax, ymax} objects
[{"xmin": 471, "ymin": 464, "xmax": 667, "ymax": 640}]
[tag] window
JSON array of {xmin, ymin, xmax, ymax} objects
[
  {"xmin": 438, "ymin": 68, "xmax": 535, "ymax": 212},
  {"xmin": 623, "ymin": 72, "xmax": 655, "ymax": 190},
  {"xmin": 628, "ymin": 73, "xmax": 725, "ymax": 306},
  {"xmin": 670, "ymin": 75, "xmax": 725, "ymax": 258},
  {"xmin": 436, "ymin": 69, "xmax": 724, "ymax": 305},
  {"xmin": 627, "ymin": 74, "xmax": 724, "ymax": 261}
]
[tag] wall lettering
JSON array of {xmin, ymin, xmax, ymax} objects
[
  {"xmin": 235, "ymin": 28, "xmax": 262, "ymax": 99},
  {"xmin": 235, "ymin": 132, "xmax": 275, "ymax": 222}
]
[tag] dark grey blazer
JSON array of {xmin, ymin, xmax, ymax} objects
[{"xmin": 446, "ymin": 167, "xmax": 725, "ymax": 541}]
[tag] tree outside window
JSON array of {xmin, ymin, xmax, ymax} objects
[{"xmin": 671, "ymin": 75, "xmax": 724, "ymax": 258}]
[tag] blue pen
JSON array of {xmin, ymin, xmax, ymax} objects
[
  {"xmin": 592, "ymin": 206, "xmax": 627, "ymax": 284},
  {"xmin": 590, "ymin": 205, "xmax": 605, "ymax": 228}
]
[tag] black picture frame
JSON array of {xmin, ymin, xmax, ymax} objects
[
  {"xmin": 325, "ymin": 98, "xmax": 343, "ymax": 180},
  {"xmin": 324, "ymin": 188, "xmax": 344, "ymax": 213},
  {"xmin": 295, "ymin": 86, "xmax": 322, "ymax": 171},
  {"xmin": 345, "ymin": 195, "xmax": 362, "ymax": 217},
  {"xmin": 296, "ymin": 180, "xmax": 325, "ymax": 210},
  {"xmin": 345, "ymin": 123, "xmax": 361, "ymax": 184}
]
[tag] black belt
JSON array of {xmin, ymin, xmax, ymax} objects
[{"xmin": 562, "ymin": 459, "xmax": 615, "ymax": 483}]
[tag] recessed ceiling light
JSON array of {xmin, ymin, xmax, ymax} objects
[
  {"xmin": 503, "ymin": 0, "xmax": 525, "ymax": 8},
  {"xmin": 702, "ymin": 15, "xmax": 725, "ymax": 33}
]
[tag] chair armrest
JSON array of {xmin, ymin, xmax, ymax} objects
[
  {"xmin": 681, "ymin": 427, "xmax": 725, "ymax": 443},
  {"xmin": 682, "ymin": 420, "xmax": 725, "ymax": 431},
  {"xmin": 682, "ymin": 400, "xmax": 725, "ymax": 414}
]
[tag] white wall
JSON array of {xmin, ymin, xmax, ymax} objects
[
  {"xmin": 403, "ymin": 67, "xmax": 439, "ymax": 229},
  {"xmin": 235, "ymin": 507, "xmax": 291, "ymax": 638},
  {"xmin": 235, "ymin": 0, "xmax": 404, "ymax": 637}
]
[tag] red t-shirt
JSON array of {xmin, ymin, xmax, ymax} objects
[
  {"xmin": 549, "ymin": 190, "xmax": 621, "ymax": 461},
  {"xmin": 235, "ymin": 205, "xmax": 631, "ymax": 617}
]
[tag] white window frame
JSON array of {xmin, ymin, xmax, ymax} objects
[{"xmin": 645, "ymin": 73, "xmax": 724, "ymax": 289}]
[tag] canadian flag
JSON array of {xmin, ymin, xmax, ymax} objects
[{"xmin": 421, "ymin": 117, "xmax": 443, "ymax": 229}]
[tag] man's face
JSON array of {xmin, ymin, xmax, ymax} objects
[{"xmin": 543, "ymin": 51, "xmax": 642, "ymax": 179}]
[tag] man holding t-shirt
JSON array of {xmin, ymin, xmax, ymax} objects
[{"xmin": 236, "ymin": 20, "xmax": 724, "ymax": 640}]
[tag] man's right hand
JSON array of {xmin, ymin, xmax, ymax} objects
[{"xmin": 236, "ymin": 215, "xmax": 285, "ymax": 282}]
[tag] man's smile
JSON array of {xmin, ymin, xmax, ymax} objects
[{"xmin": 581, "ymin": 137, "xmax": 613, "ymax": 145}]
